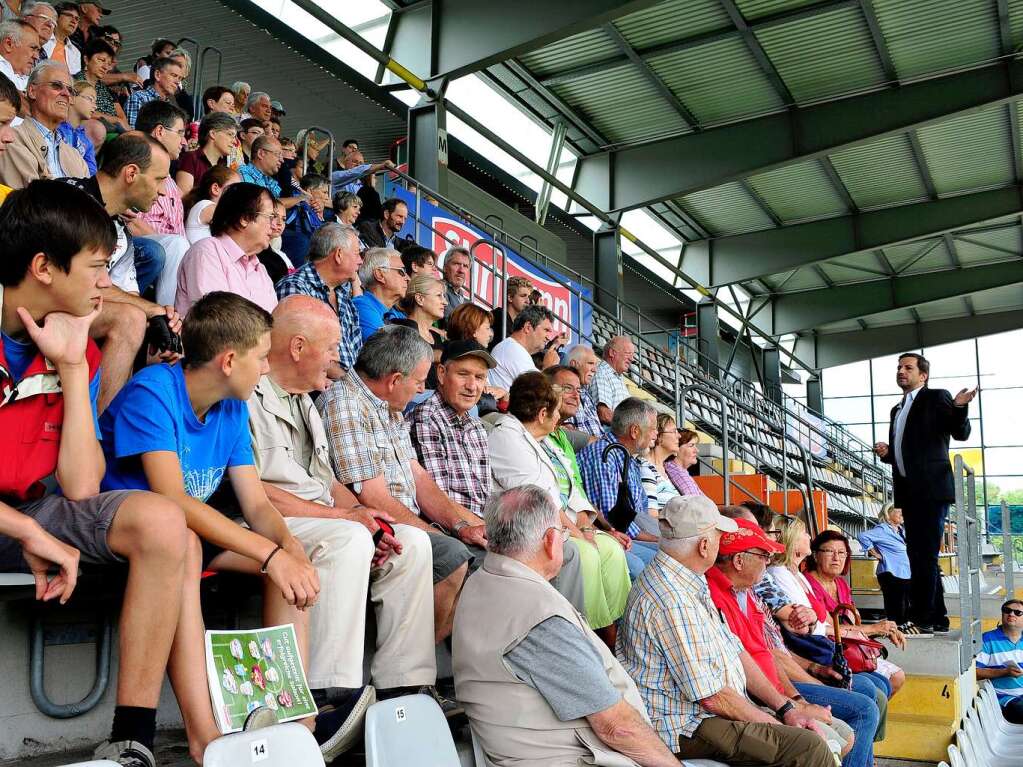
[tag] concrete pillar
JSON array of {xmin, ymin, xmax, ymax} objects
[
  {"xmin": 593, "ymin": 224, "xmax": 623, "ymax": 316},
  {"xmin": 407, "ymin": 97, "xmax": 449, "ymax": 197},
  {"xmin": 696, "ymin": 300, "xmax": 721, "ymax": 379}
]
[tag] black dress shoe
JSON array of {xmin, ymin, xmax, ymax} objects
[{"xmin": 914, "ymin": 624, "xmax": 935, "ymax": 634}]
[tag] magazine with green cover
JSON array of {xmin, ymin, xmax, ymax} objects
[{"xmin": 205, "ymin": 623, "xmax": 317, "ymax": 733}]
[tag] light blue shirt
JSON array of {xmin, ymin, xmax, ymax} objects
[
  {"xmin": 330, "ymin": 163, "xmax": 370, "ymax": 194},
  {"xmin": 856, "ymin": 522, "xmax": 911, "ymax": 579},
  {"xmin": 30, "ymin": 118, "xmax": 64, "ymax": 179}
]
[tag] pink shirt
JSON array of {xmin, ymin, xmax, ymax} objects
[
  {"xmin": 140, "ymin": 177, "xmax": 185, "ymax": 235},
  {"xmin": 175, "ymin": 233, "xmax": 278, "ymax": 317}
]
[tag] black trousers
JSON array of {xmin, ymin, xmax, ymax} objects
[
  {"xmin": 902, "ymin": 499, "xmax": 949, "ymax": 627},
  {"xmin": 876, "ymin": 571, "xmax": 912, "ymax": 625}
]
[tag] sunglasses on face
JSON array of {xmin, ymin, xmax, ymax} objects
[{"xmin": 1004, "ymin": 607, "xmax": 1023, "ymax": 617}]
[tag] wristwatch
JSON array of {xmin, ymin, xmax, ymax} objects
[
  {"xmin": 451, "ymin": 520, "xmax": 470, "ymax": 535},
  {"xmin": 775, "ymin": 701, "xmax": 795, "ymax": 721}
]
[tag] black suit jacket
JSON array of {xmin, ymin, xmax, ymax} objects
[
  {"xmin": 882, "ymin": 387, "xmax": 970, "ymax": 506},
  {"xmin": 356, "ymin": 220, "xmax": 412, "ymax": 253}
]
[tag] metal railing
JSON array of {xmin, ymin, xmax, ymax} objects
[
  {"xmin": 954, "ymin": 455, "xmax": 983, "ymax": 672},
  {"xmin": 192, "ymin": 45, "xmax": 224, "ymax": 119},
  {"xmin": 384, "ymin": 167, "xmax": 891, "ymax": 519}
]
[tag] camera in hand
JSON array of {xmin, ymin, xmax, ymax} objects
[{"xmin": 145, "ymin": 315, "xmax": 183, "ymax": 356}]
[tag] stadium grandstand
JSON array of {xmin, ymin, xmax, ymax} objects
[{"xmin": 0, "ymin": 1, "xmax": 1020, "ymax": 766}]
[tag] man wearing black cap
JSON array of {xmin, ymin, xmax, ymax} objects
[{"xmin": 409, "ymin": 340, "xmax": 495, "ymax": 520}]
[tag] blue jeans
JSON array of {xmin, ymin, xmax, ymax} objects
[
  {"xmin": 794, "ymin": 682, "xmax": 879, "ymax": 767},
  {"xmin": 133, "ymin": 236, "xmax": 167, "ymax": 296},
  {"xmin": 625, "ymin": 540, "xmax": 657, "ymax": 580},
  {"xmin": 851, "ymin": 673, "xmax": 889, "ymax": 741}
]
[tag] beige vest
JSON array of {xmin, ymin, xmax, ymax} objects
[{"xmin": 453, "ymin": 553, "xmax": 647, "ymax": 767}]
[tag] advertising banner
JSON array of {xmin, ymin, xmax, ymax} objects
[{"xmin": 389, "ymin": 186, "xmax": 592, "ymax": 344}]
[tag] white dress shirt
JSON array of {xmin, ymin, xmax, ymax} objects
[{"xmin": 892, "ymin": 384, "xmax": 924, "ymax": 477}]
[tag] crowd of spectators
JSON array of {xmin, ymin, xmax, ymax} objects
[{"xmin": 0, "ymin": 5, "xmax": 937, "ymax": 767}]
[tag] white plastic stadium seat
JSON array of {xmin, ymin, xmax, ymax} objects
[
  {"xmin": 947, "ymin": 743, "xmax": 966, "ymax": 767},
  {"xmin": 364, "ymin": 693, "xmax": 459, "ymax": 767},
  {"xmin": 962, "ymin": 707, "xmax": 1019, "ymax": 766},
  {"xmin": 978, "ymin": 684, "xmax": 1023, "ymax": 737},
  {"xmin": 203, "ymin": 722, "xmax": 324, "ymax": 767}
]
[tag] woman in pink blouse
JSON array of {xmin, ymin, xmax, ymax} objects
[
  {"xmin": 174, "ymin": 183, "xmax": 279, "ymax": 317},
  {"xmin": 660, "ymin": 422, "xmax": 705, "ymax": 497}
]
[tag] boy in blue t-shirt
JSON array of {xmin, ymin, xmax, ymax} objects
[
  {"xmin": 977, "ymin": 598, "xmax": 1023, "ymax": 723},
  {"xmin": 100, "ymin": 291, "xmax": 353, "ymax": 757}
]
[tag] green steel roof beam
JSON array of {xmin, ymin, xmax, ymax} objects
[
  {"xmin": 771, "ymin": 259, "xmax": 1023, "ymax": 334},
  {"xmin": 794, "ymin": 308, "xmax": 1023, "ymax": 368},
  {"xmin": 384, "ymin": 0, "xmax": 660, "ymax": 82},
  {"xmin": 575, "ymin": 59, "xmax": 1023, "ymax": 213},
  {"xmin": 684, "ymin": 185, "xmax": 1023, "ymax": 286}
]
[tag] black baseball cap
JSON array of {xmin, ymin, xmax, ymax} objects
[{"xmin": 440, "ymin": 340, "xmax": 496, "ymax": 368}]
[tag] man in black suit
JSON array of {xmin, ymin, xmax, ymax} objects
[{"xmin": 873, "ymin": 353, "xmax": 977, "ymax": 633}]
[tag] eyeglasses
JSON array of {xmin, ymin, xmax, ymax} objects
[
  {"xmin": 546, "ymin": 526, "xmax": 570, "ymax": 542},
  {"xmin": 659, "ymin": 428, "xmax": 679, "ymax": 436},
  {"xmin": 742, "ymin": 550, "xmax": 771, "ymax": 561},
  {"xmin": 817, "ymin": 547, "xmax": 848, "ymax": 558},
  {"xmin": 163, "ymin": 125, "xmax": 187, "ymax": 137},
  {"xmin": 378, "ymin": 266, "xmax": 408, "ymax": 277},
  {"xmin": 43, "ymin": 81, "xmax": 74, "ymax": 96},
  {"xmin": 58, "ymin": 11, "xmax": 79, "ymax": 22},
  {"xmin": 253, "ymin": 212, "xmax": 284, "ymax": 225},
  {"xmin": 552, "ymin": 383, "xmax": 580, "ymax": 394},
  {"xmin": 27, "ymin": 14, "xmax": 57, "ymax": 29},
  {"xmin": 1003, "ymin": 607, "xmax": 1023, "ymax": 617}
]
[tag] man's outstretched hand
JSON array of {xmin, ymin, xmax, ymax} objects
[{"xmin": 953, "ymin": 387, "xmax": 978, "ymax": 407}]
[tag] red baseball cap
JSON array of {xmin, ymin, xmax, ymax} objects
[{"xmin": 718, "ymin": 518, "xmax": 785, "ymax": 556}]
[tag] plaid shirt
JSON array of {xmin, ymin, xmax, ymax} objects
[
  {"xmin": 565, "ymin": 387, "xmax": 603, "ymax": 437},
  {"xmin": 238, "ymin": 163, "xmax": 283, "ymax": 197},
  {"xmin": 577, "ymin": 431, "xmax": 642, "ymax": 538},
  {"xmin": 316, "ymin": 369, "xmax": 419, "ymax": 512},
  {"xmin": 665, "ymin": 460, "xmax": 703, "ymax": 496},
  {"xmin": 125, "ymin": 86, "xmax": 165, "ymax": 127},
  {"xmin": 408, "ymin": 391, "xmax": 490, "ymax": 518},
  {"xmin": 588, "ymin": 359, "xmax": 630, "ymax": 411},
  {"xmin": 617, "ymin": 550, "xmax": 747, "ymax": 747},
  {"xmin": 276, "ymin": 262, "xmax": 363, "ymax": 370}
]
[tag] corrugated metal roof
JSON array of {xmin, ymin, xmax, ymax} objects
[
  {"xmin": 766, "ymin": 267, "xmax": 826, "ymax": 291},
  {"xmin": 971, "ymin": 284, "xmax": 1023, "ymax": 312},
  {"xmin": 552, "ymin": 66, "xmax": 691, "ymax": 145},
  {"xmin": 754, "ymin": 5, "xmax": 887, "ymax": 104},
  {"xmin": 1010, "ymin": 0, "xmax": 1023, "ymax": 48},
  {"xmin": 648, "ymin": 36, "xmax": 785, "ymax": 125},
  {"xmin": 952, "ymin": 225, "xmax": 1022, "ymax": 263},
  {"xmin": 736, "ymin": 0, "xmax": 822, "ymax": 20},
  {"xmin": 678, "ymin": 181, "xmax": 777, "ymax": 235},
  {"xmin": 879, "ymin": 239, "xmax": 940, "ymax": 271},
  {"xmin": 816, "ymin": 263, "xmax": 880, "ymax": 284},
  {"xmin": 872, "ymin": 0, "xmax": 1001, "ymax": 80},
  {"xmin": 916, "ymin": 105, "xmax": 1014, "ymax": 195},
  {"xmin": 518, "ymin": 28, "xmax": 622, "ymax": 78},
  {"xmin": 614, "ymin": 0, "xmax": 731, "ymax": 49},
  {"xmin": 828, "ymin": 133, "xmax": 928, "ymax": 209},
  {"xmin": 898, "ymin": 241, "xmax": 955, "ymax": 274},
  {"xmin": 746, "ymin": 159, "xmax": 847, "ymax": 222},
  {"xmin": 105, "ymin": 0, "xmax": 405, "ymax": 162}
]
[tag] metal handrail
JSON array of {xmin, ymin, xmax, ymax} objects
[
  {"xmin": 193, "ymin": 45, "xmax": 224, "ymax": 119},
  {"xmin": 1003, "ymin": 501, "xmax": 1015, "ymax": 598},
  {"xmin": 30, "ymin": 610, "xmax": 112, "ymax": 718},
  {"xmin": 389, "ymin": 166, "xmax": 890, "ymax": 512},
  {"xmin": 175, "ymin": 37, "xmax": 200, "ymax": 97},
  {"xmin": 954, "ymin": 455, "xmax": 982, "ymax": 672}
]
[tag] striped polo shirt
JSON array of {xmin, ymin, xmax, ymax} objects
[{"xmin": 977, "ymin": 626, "xmax": 1023, "ymax": 702}]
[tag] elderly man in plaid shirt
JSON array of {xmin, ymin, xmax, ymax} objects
[
  {"xmin": 588, "ymin": 335, "xmax": 636, "ymax": 426},
  {"xmin": 409, "ymin": 340, "xmax": 495, "ymax": 519},
  {"xmin": 276, "ymin": 222, "xmax": 363, "ymax": 374},
  {"xmin": 565, "ymin": 344, "xmax": 603, "ymax": 437},
  {"xmin": 577, "ymin": 397, "xmax": 662, "ymax": 579},
  {"xmin": 617, "ymin": 496, "xmax": 836, "ymax": 767},
  {"xmin": 317, "ymin": 325, "xmax": 487, "ymax": 646}
]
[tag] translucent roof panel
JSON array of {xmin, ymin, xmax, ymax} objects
[
  {"xmin": 754, "ymin": 4, "xmax": 888, "ymax": 104},
  {"xmin": 872, "ymin": 0, "xmax": 1000, "ymax": 80},
  {"xmin": 828, "ymin": 133, "xmax": 928, "ymax": 209},
  {"xmin": 746, "ymin": 159, "xmax": 847, "ymax": 222},
  {"xmin": 916, "ymin": 105, "xmax": 1014, "ymax": 195}
]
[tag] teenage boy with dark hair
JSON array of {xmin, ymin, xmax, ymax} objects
[
  {"xmin": 99, "ymin": 291, "xmax": 367, "ymax": 761},
  {"xmin": 0, "ymin": 179, "xmax": 195, "ymax": 767}
]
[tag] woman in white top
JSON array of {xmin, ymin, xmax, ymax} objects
[
  {"xmin": 768, "ymin": 519, "xmax": 829, "ymax": 636},
  {"xmin": 183, "ymin": 165, "xmax": 239, "ymax": 244},
  {"xmin": 488, "ymin": 371, "xmax": 630, "ymax": 638}
]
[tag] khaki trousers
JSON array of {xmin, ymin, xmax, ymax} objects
[
  {"xmin": 676, "ymin": 716, "xmax": 837, "ymax": 767},
  {"xmin": 286, "ymin": 518, "xmax": 436, "ymax": 690}
]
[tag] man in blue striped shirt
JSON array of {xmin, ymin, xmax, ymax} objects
[{"xmin": 977, "ymin": 599, "xmax": 1023, "ymax": 722}]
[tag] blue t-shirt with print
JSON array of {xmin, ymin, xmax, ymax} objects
[{"xmin": 99, "ymin": 363, "xmax": 253, "ymax": 499}]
